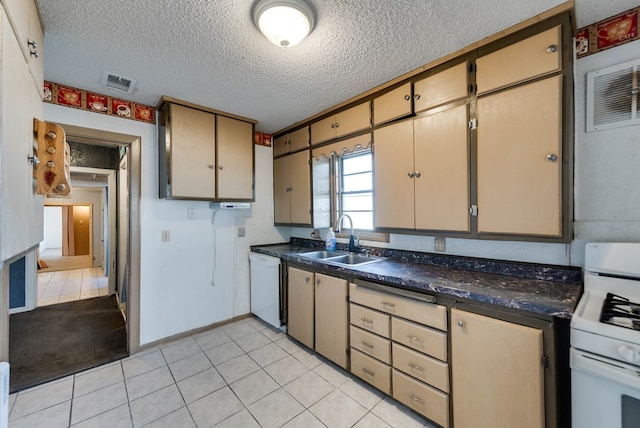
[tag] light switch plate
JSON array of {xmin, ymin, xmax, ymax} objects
[
  {"xmin": 161, "ymin": 230, "xmax": 170, "ymax": 242},
  {"xmin": 238, "ymin": 227, "xmax": 246, "ymax": 237},
  {"xmin": 434, "ymin": 236, "xmax": 446, "ymax": 252}
]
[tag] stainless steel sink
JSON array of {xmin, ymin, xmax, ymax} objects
[
  {"xmin": 299, "ymin": 250, "xmax": 384, "ymax": 266},
  {"xmin": 325, "ymin": 254, "xmax": 384, "ymax": 266},
  {"xmin": 299, "ymin": 250, "xmax": 348, "ymax": 259}
]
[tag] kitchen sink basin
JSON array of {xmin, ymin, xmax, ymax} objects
[
  {"xmin": 299, "ymin": 250, "xmax": 384, "ymax": 266},
  {"xmin": 325, "ymin": 254, "xmax": 383, "ymax": 265},
  {"xmin": 299, "ymin": 250, "xmax": 348, "ymax": 259}
]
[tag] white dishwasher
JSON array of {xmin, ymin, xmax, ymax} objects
[{"xmin": 249, "ymin": 252, "xmax": 283, "ymax": 329}]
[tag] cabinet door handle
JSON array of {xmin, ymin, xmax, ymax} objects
[
  {"xmin": 546, "ymin": 153, "xmax": 558, "ymax": 162},
  {"xmin": 457, "ymin": 320, "xmax": 466, "ymax": 328},
  {"xmin": 409, "ymin": 394, "xmax": 425, "ymax": 405},
  {"xmin": 546, "ymin": 44, "xmax": 557, "ymax": 53},
  {"xmin": 407, "ymin": 334, "xmax": 423, "ymax": 343},
  {"xmin": 207, "ymin": 164, "xmax": 214, "ymax": 169},
  {"xmin": 404, "ymin": 94, "xmax": 411, "ymax": 101},
  {"xmin": 407, "ymin": 171, "xmax": 414, "ymax": 178},
  {"xmin": 316, "ymin": 278, "xmax": 321, "ymax": 286},
  {"xmin": 414, "ymin": 171, "xmax": 421, "ymax": 178},
  {"xmin": 219, "ymin": 165, "xmax": 224, "ymax": 170},
  {"xmin": 335, "ymin": 122, "xmax": 340, "ymax": 128},
  {"xmin": 304, "ymin": 277, "xmax": 310, "ymax": 283},
  {"xmin": 361, "ymin": 341, "xmax": 374, "ymax": 351},
  {"xmin": 330, "ymin": 123, "xmax": 335, "ymax": 129},
  {"xmin": 413, "ymin": 94, "xmax": 421, "ymax": 100},
  {"xmin": 381, "ymin": 300, "xmax": 395, "ymax": 310},
  {"xmin": 362, "ymin": 367, "xmax": 375, "ymax": 377},
  {"xmin": 409, "ymin": 362, "xmax": 425, "ymax": 372}
]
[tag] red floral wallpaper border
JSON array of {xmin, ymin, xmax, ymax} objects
[
  {"xmin": 576, "ymin": 6, "xmax": 639, "ymax": 59},
  {"xmin": 43, "ymin": 81, "xmax": 156, "ymax": 124}
]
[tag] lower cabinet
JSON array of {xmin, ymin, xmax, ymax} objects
[
  {"xmin": 349, "ymin": 283, "xmax": 449, "ymax": 428},
  {"xmin": 451, "ymin": 308, "xmax": 545, "ymax": 428},
  {"xmin": 287, "ymin": 267, "xmax": 348, "ymax": 369}
]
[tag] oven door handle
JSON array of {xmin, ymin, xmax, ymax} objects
[{"xmin": 571, "ymin": 348, "xmax": 640, "ymax": 390}]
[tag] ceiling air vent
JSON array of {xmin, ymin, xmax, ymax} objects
[
  {"xmin": 586, "ymin": 58, "xmax": 639, "ymax": 132},
  {"xmin": 102, "ymin": 72, "xmax": 137, "ymax": 94}
]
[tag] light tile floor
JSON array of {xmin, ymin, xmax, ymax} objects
[
  {"xmin": 37, "ymin": 267, "xmax": 109, "ymax": 307},
  {"xmin": 8, "ymin": 317, "xmax": 438, "ymax": 428}
]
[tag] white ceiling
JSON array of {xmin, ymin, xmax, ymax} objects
[{"xmin": 35, "ymin": 0, "xmax": 637, "ymax": 134}]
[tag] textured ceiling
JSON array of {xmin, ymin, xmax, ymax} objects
[{"xmin": 35, "ymin": 0, "xmax": 638, "ymax": 133}]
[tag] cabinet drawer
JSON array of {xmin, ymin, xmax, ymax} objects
[
  {"xmin": 351, "ymin": 349, "xmax": 391, "ymax": 395},
  {"xmin": 392, "ymin": 343, "xmax": 449, "ymax": 393},
  {"xmin": 393, "ymin": 369, "xmax": 449, "ymax": 428},
  {"xmin": 392, "ymin": 317, "xmax": 447, "ymax": 361},
  {"xmin": 476, "ymin": 25, "xmax": 562, "ymax": 94},
  {"xmin": 350, "ymin": 326, "xmax": 391, "ymax": 364},
  {"xmin": 350, "ymin": 304, "xmax": 390, "ymax": 338},
  {"xmin": 350, "ymin": 283, "xmax": 446, "ymax": 330}
]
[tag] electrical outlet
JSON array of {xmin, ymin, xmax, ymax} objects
[
  {"xmin": 238, "ymin": 227, "xmax": 246, "ymax": 237},
  {"xmin": 161, "ymin": 230, "xmax": 170, "ymax": 242},
  {"xmin": 187, "ymin": 205, "xmax": 195, "ymax": 220},
  {"xmin": 434, "ymin": 236, "xmax": 446, "ymax": 252}
]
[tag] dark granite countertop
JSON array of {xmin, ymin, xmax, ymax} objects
[{"xmin": 251, "ymin": 239, "xmax": 582, "ymax": 320}]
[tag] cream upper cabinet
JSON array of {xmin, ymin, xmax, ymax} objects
[
  {"xmin": 375, "ymin": 104, "xmax": 470, "ymax": 232},
  {"xmin": 0, "ymin": 9, "xmax": 44, "ymax": 262},
  {"xmin": 159, "ymin": 101, "xmax": 255, "ymax": 201},
  {"xmin": 414, "ymin": 61, "xmax": 468, "ymax": 113},
  {"xmin": 476, "ymin": 25, "xmax": 561, "ymax": 94},
  {"xmin": 476, "ymin": 75, "xmax": 562, "ymax": 237},
  {"xmin": 168, "ymin": 104, "xmax": 217, "ymax": 199},
  {"xmin": 373, "ymin": 82, "xmax": 412, "ymax": 126},
  {"xmin": 374, "ymin": 120, "xmax": 415, "ymax": 229},
  {"xmin": 287, "ymin": 267, "xmax": 314, "ymax": 349},
  {"xmin": 273, "ymin": 150, "xmax": 311, "ymax": 225},
  {"xmin": 3, "ymin": 0, "xmax": 44, "ymax": 91},
  {"xmin": 314, "ymin": 273, "xmax": 348, "ymax": 369},
  {"xmin": 451, "ymin": 309, "xmax": 544, "ymax": 428},
  {"xmin": 273, "ymin": 127, "xmax": 309, "ymax": 157},
  {"xmin": 217, "ymin": 116, "xmax": 254, "ymax": 200},
  {"xmin": 311, "ymin": 102, "xmax": 371, "ymax": 145}
]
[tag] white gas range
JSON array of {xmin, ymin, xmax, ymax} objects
[{"xmin": 570, "ymin": 242, "xmax": 640, "ymax": 428}]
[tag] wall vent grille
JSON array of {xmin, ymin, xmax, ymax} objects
[{"xmin": 586, "ymin": 58, "xmax": 639, "ymax": 132}]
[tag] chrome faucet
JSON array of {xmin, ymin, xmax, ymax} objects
[{"xmin": 336, "ymin": 214, "xmax": 358, "ymax": 252}]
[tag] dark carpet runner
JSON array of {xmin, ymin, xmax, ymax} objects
[{"xmin": 9, "ymin": 295, "xmax": 128, "ymax": 393}]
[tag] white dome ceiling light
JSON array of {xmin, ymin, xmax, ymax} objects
[{"xmin": 252, "ymin": 0, "xmax": 316, "ymax": 48}]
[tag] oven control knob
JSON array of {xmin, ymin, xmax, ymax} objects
[{"xmin": 617, "ymin": 345, "xmax": 640, "ymax": 363}]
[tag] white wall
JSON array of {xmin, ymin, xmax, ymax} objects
[
  {"xmin": 41, "ymin": 206, "xmax": 62, "ymax": 252},
  {"xmin": 43, "ymin": 104, "xmax": 286, "ymax": 346},
  {"xmin": 294, "ymin": 40, "xmax": 640, "ymax": 269}
]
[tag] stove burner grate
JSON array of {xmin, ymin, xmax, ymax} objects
[{"xmin": 600, "ymin": 293, "xmax": 640, "ymax": 330}]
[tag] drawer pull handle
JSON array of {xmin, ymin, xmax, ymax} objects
[
  {"xmin": 408, "ymin": 362, "xmax": 425, "ymax": 372},
  {"xmin": 407, "ymin": 335, "xmax": 423, "ymax": 343},
  {"xmin": 381, "ymin": 300, "xmax": 395, "ymax": 309},
  {"xmin": 362, "ymin": 368, "xmax": 375, "ymax": 377},
  {"xmin": 409, "ymin": 394, "xmax": 425, "ymax": 405},
  {"xmin": 361, "ymin": 341, "xmax": 374, "ymax": 351},
  {"xmin": 361, "ymin": 317, "xmax": 373, "ymax": 326}
]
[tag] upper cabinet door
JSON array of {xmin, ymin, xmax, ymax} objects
[
  {"xmin": 335, "ymin": 102, "xmax": 371, "ymax": 138},
  {"xmin": 374, "ymin": 120, "xmax": 415, "ymax": 229},
  {"xmin": 169, "ymin": 104, "xmax": 216, "ymax": 199},
  {"xmin": 4, "ymin": 0, "xmax": 44, "ymax": 91},
  {"xmin": 288, "ymin": 127, "xmax": 310, "ymax": 152},
  {"xmin": 273, "ymin": 134, "xmax": 290, "ymax": 157},
  {"xmin": 310, "ymin": 115, "xmax": 337, "ymax": 145},
  {"xmin": 476, "ymin": 75, "xmax": 562, "ymax": 237},
  {"xmin": 414, "ymin": 62, "xmax": 469, "ymax": 113},
  {"xmin": 217, "ymin": 116, "xmax": 254, "ymax": 200},
  {"xmin": 413, "ymin": 104, "xmax": 470, "ymax": 232},
  {"xmin": 373, "ymin": 82, "xmax": 412, "ymax": 126},
  {"xmin": 476, "ymin": 25, "xmax": 562, "ymax": 94}
]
